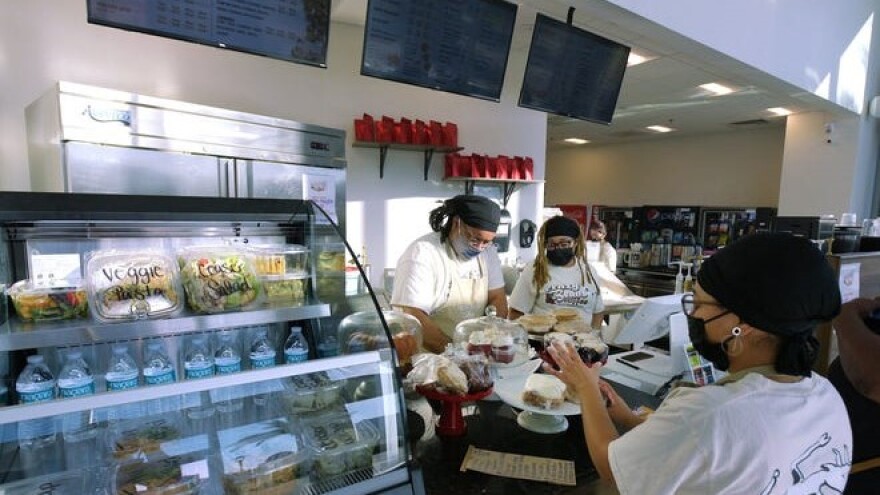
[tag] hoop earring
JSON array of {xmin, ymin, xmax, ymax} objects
[{"xmin": 724, "ymin": 326, "xmax": 744, "ymax": 357}]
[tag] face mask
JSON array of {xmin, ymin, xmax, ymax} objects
[
  {"xmin": 453, "ymin": 224, "xmax": 484, "ymax": 260},
  {"xmin": 686, "ymin": 313, "xmax": 734, "ymax": 371},
  {"xmin": 547, "ymin": 247, "xmax": 575, "ymax": 266}
]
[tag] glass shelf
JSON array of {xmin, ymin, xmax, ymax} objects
[{"xmin": 0, "ymin": 303, "xmax": 332, "ymax": 351}]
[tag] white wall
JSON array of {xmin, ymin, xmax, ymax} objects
[
  {"xmin": 0, "ymin": 1, "xmax": 546, "ymax": 284},
  {"xmin": 546, "ymin": 126, "xmax": 784, "ymax": 208}
]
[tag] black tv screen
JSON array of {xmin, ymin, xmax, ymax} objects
[
  {"xmin": 361, "ymin": 0, "xmax": 517, "ymax": 102},
  {"xmin": 519, "ymin": 14, "xmax": 630, "ymax": 125},
  {"xmin": 87, "ymin": 0, "xmax": 331, "ymax": 68}
]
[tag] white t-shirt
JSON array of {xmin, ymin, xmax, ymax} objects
[
  {"xmin": 609, "ymin": 372, "xmax": 852, "ymax": 495},
  {"xmin": 508, "ymin": 258, "xmax": 604, "ymax": 317},
  {"xmin": 587, "ymin": 241, "xmax": 617, "ymax": 273},
  {"xmin": 390, "ymin": 232, "xmax": 504, "ymax": 314}
]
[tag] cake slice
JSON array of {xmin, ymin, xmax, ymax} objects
[{"xmin": 522, "ymin": 374, "xmax": 566, "ymax": 410}]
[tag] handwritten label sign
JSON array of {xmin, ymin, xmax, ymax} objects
[{"xmin": 460, "ymin": 445, "xmax": 576, "ymax": 486}]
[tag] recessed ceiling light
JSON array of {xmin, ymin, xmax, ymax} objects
[
  {"xmin": 699, "ymin": 82, "xmax": 734, "ymax": 95},
  {"xmin": 767, "ymin": 107, "xmax": 793, "ymax": 116},
  {"xmin": 563, "ymin": 138, "xmax": 590, "ymax": 144},
  {"xmin": 627, "ymin": 52, "xmax": 649, "ymax": 66},
  {"xmin": 646, "ymin": 125, "xmax": 675, "ymax": 133}
]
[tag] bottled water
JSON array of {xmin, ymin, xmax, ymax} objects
[
  {"xmin": 58, "ymin": 350, "xmax": 95, "ymax": 398},
  {"xmin": 284, "ymin": 326, "xmax": 309, "ymax": 363},
  {"xmin": 105, "ymin": 345, "xmax": 140, "ymax": 392},
  {"xmin": 16, "ymin": 355, "xmax": 57, "ymax": 447},
  {"xmin": 143, "ymin": 340, "xmax": 176, "ymax": 386},
  {"xmin": 184, "ymin": 336, "xmax": 214, "ymax": 380},
  {"xmin": 214, "ymin": 330, "xmax": 242, "ymax": 375},
  {"xmin": 249, "ymin": 327, "xmax": 276, "ymax": 369}
]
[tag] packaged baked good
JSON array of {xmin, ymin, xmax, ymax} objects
[
  {"xmin": 436, "ymin": 363, "xmax": 468, "ymax": 395},
  {"xmin": 252, "ymin": 244, "xmax": 310, "ymax": 277},
  {"xmin": 301, "ymin": 414, "xmax": 379, "ymax": 479},
  {"xmin": 219, "ymin": 418, "xmax": 310, "ymax": 495},
  {"xmin": 553, "ymin": 306, "xmax": 582, "ymax": 322},
  {"xmin": 114, "ymin": 454, "xmax": 202, "ymax": 495},
  {"xmin": 553, "ymin": 318, "xmax": 592, "ymax": 335},
  {"xmin": 573, "ymin": 332, "xmax": 609, "ymax": 365},
  {"xmin": 278, "ymin": 371, "xmax": 345, "ymax": 413},
  {"xmin": 86, "ymin": 250, "xmax": 183, "ymax": 322},
  {"xmin": 8, "ymin": 279, "xmax": 88, "ymax": 321},
  {"xmin": 522, "ymin": 374, "xmax": 566, "ymax": 410},
  {"xmin": 338, "ymin": 310, "xmax": 423, "ymax": 369},
  {"xmin": 517, "ymin": 313, "xmax": 557, "ymax": 334},
  {"xmin": 178, "ymin": 246, "xmax": 262, "ymax": 313},
  {"xmin": 449, "ymin": 353, "xmax": 493, "ymax": 393}
]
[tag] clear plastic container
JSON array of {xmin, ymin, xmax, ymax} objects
[
  {"xmin": 86, "ymin": 249, "xmax": 183, "ymax": 322},
  {"xmin": 338, "ymin": 310, "xmax": 422, "ymax": 369},
  {"xmin": 302, "ymin": 414, "xmax": 379, "ymax": 479},
  {"xmin": 219, "ymin": 419, "xmax": 311, "ymax": 495},
  {"xmin": 110, "ymin": 416, "xmax": 182, "ymax": 460},
  {"xmin": 177, "ymin": 246, "xmax": 262, "ymax": 313},
  {"xmin": 8, "ymin": 279, "xmax": 88, "ymax": 321},
  {"xmin": 453, "ymin": 307, "xmax": 529, "ymax": 366},
  {"xmin": 253, "ymin": 244, "xmax": 310, "ymax": 277},
  {"xmin": 278, "ymin": 371, "xmax": 345, "ymax": 414},
  {"xmin": 114, "ymin": 454, "xmax": 202, "ymax": 495},
  {"xmin": 260, "ymin": 274, "xmax": 308, "ymax": 304},
  {"xmin": 315, "ymin": 244, "xmax": 346, "ymax": 300}
]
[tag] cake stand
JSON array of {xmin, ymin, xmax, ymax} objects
[
  {"xmin": 416, "ymin": 385, "xmax": 493, "ymax": 437},
  {"xmin": 493, "ymin": 373, "xmax": 581, "ymax": 434}
]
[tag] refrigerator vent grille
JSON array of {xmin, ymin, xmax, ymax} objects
[{"xmin": 303, "ymin": 467, "xmax": 376, "ymax": 494}]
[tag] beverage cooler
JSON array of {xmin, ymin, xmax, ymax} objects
[
  {"xmin": 0, "ymin": 193, "xmax": 422, "ymax": 494},
  {"xmin": 593, "ymin": 206, "xmax": 639, "ymax": 249},
  {"xmin": 26, "ymin": 81, "xmax": 347, "ymax": 231},
  {"xmin": 636, "ymin": 206, "xmax": 700, "ymax": 266},
  {"xmin": 699, "ymin": 207, "xmax": 776, "ymax": 254}
]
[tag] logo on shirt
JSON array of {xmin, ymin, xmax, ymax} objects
[
  {"xmin": 544, "ymin": 284, "xmax": 592, "ymax": 306},
  {"xmin": 761, "ymin": 432, "xmax": 850, "ymax": 494}
]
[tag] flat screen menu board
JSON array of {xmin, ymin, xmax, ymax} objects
[
  {"xmin": 519, "ymin": 14, "xmax": 630, "ymax": 125},
  {"xmin": 361, "ymin": 0, "xmax": 518, "ymax": 102},
  {"xmin": 87, "ymin": 0, "xmax": 331, "ymax": 67}
]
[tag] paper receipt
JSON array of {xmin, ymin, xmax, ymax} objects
[{"xmin": 460, "ymin": 445, "xmax": 576, "ymax": 486}]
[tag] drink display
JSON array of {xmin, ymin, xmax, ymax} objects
[
  {"xmin": 249, "ymin": 327, "xmax": 276, "ymax": 369},
  {"xmin": 58, "ymin": 351, "xmax": 95, "ymax": 398},
  {"xmin": 105, "ymin": 345, "xmax": 140, "ymax": 392},
  {"xmin": 143, "ymin": 340, "xmax": 176, "ymax": 386},
  {"xmin": 284, "ymin": 326, "xmax": 309, "ymax": 363},
  {"xmin": 215, "ymin": 330, "xmax": 242, "ymax": 375},
  {"xmin": 16, "ymin": 355, "xmax": 56, "ymax": 447},
  {"xmin": 184, "ymin": 336, "xmax": 215, "ymax": 380}
]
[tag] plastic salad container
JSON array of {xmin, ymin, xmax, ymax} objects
[
  {"xmin": 8, "ymin": 279, "xmax": 88, "ymax": 321},
  {"xmin": 302, "ymin": 413, "xmax": 379, "ymax": 479},
  {"xmin": 220, "ymin": 418, "xmax": 311, "ymax": 495},
  {"xmin": 86, "ymin": 250, "xmax": 183, "ymax": 322},
  {"xmin": 278, "ymin": 371, "xmax": 346, "ymax": 414},
  {"xmin": 178, "ymin": 246, "xmax": 262, "ymax": 313},
  {"xmin": 338, "ymin": 310, "xmax": 423, "ymax": 369},
  {"xmin": 114, "ymin": 454, "xmax": 203, "ymax": 495},
  {"xmin": 111, "ymin": 417, "xmax": 183, "ymax": 461},
  {"xmin": 253, "ymin": 244, "xmax": 310, "ymax": 277},
  {"xmin": 260, "ymin": 274, "xmax": 308, "ymax": 304}
]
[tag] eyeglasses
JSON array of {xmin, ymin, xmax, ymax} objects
[
  {"xmin": 680, "ymin": 293, "xmax": 727, "ymax": 317},
  {"xmin": 459, "ymin": 222, "xmax": 494, "ymax": 249},
  {"xmin": 547, "ymin": 240, "xmax": 574, "ymax": 251}
]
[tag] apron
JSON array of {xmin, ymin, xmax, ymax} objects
[{"xmin": 432, "ymin": 242, "xmax": 489, "ymax": 339}]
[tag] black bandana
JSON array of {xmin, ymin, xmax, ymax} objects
[
  {"xmin": 446, "ymin": 195, "xmax": 500, "ymax": 231},
  {"xmin": 698, "ymin": 232, "xmax": 841, "ymax": 337},
  {"xmin": 544, "ymin": 216, "xmax": 580, "ymax": 240}
]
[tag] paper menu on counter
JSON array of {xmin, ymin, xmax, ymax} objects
[{"xmin": 460, "ymin": 445, "xmax": 576, "ymax": 486}]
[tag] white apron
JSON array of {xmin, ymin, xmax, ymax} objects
[{"xmin": 431, "ymin": 242, "xmax": 489, "ymax": 339}]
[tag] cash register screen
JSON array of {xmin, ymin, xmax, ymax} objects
[{"xmin": 606, "ymin": 293, "xmax": 683, "ymax": 345}]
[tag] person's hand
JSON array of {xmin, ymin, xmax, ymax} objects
[
  {"xmin": 598, "ymin": 380, "xmax": 639, "ymax": 426},
  {"xmin": 543, "ymin": 342, "xmax": 602, "ymax": 397}
]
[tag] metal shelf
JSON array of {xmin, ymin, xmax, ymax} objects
[
  {"xmin": 443, "ymin": 176, "xmax": 544, "ymax": 206},
  {"xmin": 0, "ymin": 303, "xmax": 331, "ymax": 351},
  {"xmin": 352, "ymin": 141, "xmax": 463, "ymax": 180}
]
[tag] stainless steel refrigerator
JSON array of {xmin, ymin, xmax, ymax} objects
[{"xmin": 26, "ymin": 81, "xmax": 347, "ymax": 230}]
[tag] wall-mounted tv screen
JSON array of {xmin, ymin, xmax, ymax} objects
[
  {"xmin": 519, "ymin": 14, "xmax": 630, "ymax": 125},
  {"xmin": 361, "ymin": 0, "xmax": 518, "ymax": 102},
  {"xmin": 87, "ymin": 0, "xmax": 331, "ymax": 68}
]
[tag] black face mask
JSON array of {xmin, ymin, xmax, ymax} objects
[
  {"xmin": 547, "ymin": 247, "xmax": 575, "ymax": 266},
  {"xmin": 686, "ymin": 312, "xmax": 734, "ymax": 371}
]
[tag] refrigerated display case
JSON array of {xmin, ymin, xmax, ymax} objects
[
  {"xmin": 699, "ymin": 207, "xmax": 776, "ymax": 254},
  {"xmin": 0, "ymin": 192, "xmax": 421, "ymax": 494},
  {"xmin": 636, "ymin": 206, "xmax": 700, "ymax": 266},
  {"xmin": 594, "ymin": 206, "xmax": 639, "ymax": 249}
]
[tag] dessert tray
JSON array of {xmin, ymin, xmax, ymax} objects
[{"xmin": 493, "ymin": 373, "xmax": 580, "ymax": 434}]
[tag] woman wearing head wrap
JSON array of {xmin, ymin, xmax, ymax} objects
[
  {"xmin": 391, "ymin": 195, "xmax": 508, "ymax": 353},
  {"xmin": 587, "ymin": 220, "xmax": 618, "ymax": 273},
  {"xmin": 545, "ymin": 233, "xmax": 852, "ymax": 494},
  {"xmin": 509, "ymin": 216, "xmax": 605, "ymax": 329}
]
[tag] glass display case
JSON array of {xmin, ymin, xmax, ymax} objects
[{"xmin": 0, "ymin": 192, "xmax": 421, "ymax": 494}]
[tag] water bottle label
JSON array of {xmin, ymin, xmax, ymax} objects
[
  {"xmin": 19, "ymin": 388, "xmax": 54, "ymax": 403},
  {"xmin": 144, "ymin": 370, "xmax": 175, "ymax": 386},
  {"xmin": 106, "ymin": 377, "xmax": 138, "ymax": 391},
  {"xmin": 285, "ymin": 350, "xmax": 308, "ymax": 363},
  {"xmin": 59, "ymin": 382, "xmax": 95, "ymax": 398},
  {"xmin": 215, "ymin": 360, "xmax": 241, "ymax": 375},
  {"xmin": 185, "ymin": 365, "xmax": 214, "ymax": 380},
  {"xmin": 251, "ymin": 355, "xmax": 276, "ymax": 368}
]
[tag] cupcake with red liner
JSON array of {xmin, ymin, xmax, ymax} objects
[{"xmin": 491, "ymin": 333, "xmax": 516, "ymax": 364}]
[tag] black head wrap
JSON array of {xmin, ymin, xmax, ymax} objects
[
  {"xmin": 697, "ymin": 232, "xmax": 841, "ymax": 376},
  {"xmin": 445, "ymin": 195, "xmax": 501, "ymax": 231},
  {"xmin": 544, "ymin": 216, "xmax": 581, "ymax": 240}
]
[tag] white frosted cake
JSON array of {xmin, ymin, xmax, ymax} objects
[{"xmin": 522, "ymin": 374, "xmax": 566, "ymax": 409}]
